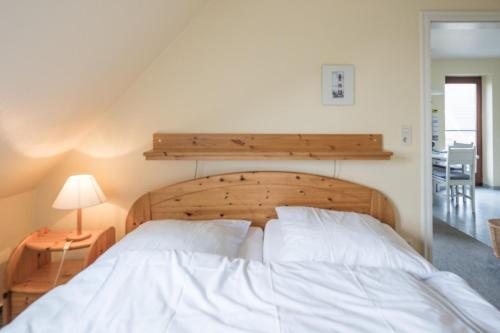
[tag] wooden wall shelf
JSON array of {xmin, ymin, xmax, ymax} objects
[{"xmin": 143, "ymin": 133, "xmax": 393, "ymax": 161}]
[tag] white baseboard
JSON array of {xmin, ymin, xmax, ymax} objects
[{"xmin": 482, "ymin": 184, "xmax": 500, "ymax": 190}]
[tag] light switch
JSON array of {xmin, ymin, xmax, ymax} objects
[{"xmin": 401, "ymin": 126, "xmax": 412, "ymax": 146}]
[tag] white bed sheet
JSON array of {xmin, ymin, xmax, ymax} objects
[
  {"xmin": 237, "ymin": 226, "xmax": 263, "ymax": 261},
  {"xmin": 263, "ymin": 219, "xmax": 282, "ymax": 262},
  {"xmin": 4, "ymin": 250, "xmax": 499, "ymax": 333},
  {"xmin": 423, "ymin": 272, "xmax": 500, "ymax": 332}
]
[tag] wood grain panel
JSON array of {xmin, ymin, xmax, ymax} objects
[
  {"xmin": 26, "ymin": 229, "xmax": 109, "ymax": 251},
  {"xmin": 126, "ymin": 172, "xmax": 396, "ymax": 233},
  {"xmin": 144, "ymin": 133, "xmax": 393, "ymax": 160},
  {"xmin": 10, "ymin": 293, "xmax": 42, "ymax": 318},
  {"xmin": 5, "ymin": 229, "xmax": 51, "ymax": 291},
  {"xmin": 84, "ymin": 227, "xmax": 116, "ymax": 266},
  {"xmin": 152, "ymin": 133, "xmax": 383, "ymax": 151},
  {"xmin": 125, "ymin": 193, "xmax": 152, "ymax": 234},
  {"xmin": 10, "ymin": 260, "xmax": 84, "ymax": 294}
]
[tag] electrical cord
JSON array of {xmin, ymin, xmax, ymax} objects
[
  {"xmin": 331, "ymin": 160, "xmax": 341, "ymax": 178},
  {"xmin": 53, "ymin": 240, "xmax": 73, "ymax": 287}
]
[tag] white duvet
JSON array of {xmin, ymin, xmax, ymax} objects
[{"xmin": 4, "ymin": 250, "xmax": 499, "ymax": 333}]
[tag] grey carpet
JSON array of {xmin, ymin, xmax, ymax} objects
[{"xmin": 433, "ymin": 218, "xmax": 500, "ymax": 309}]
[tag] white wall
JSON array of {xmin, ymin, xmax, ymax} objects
[{"xmin": 431, "ymin": 58, "xmax": 500, "ymax": 186}]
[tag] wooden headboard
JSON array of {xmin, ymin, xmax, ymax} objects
[{"xmin": 125, "ymin": 171, "xmax": 396, "ymax": 233}]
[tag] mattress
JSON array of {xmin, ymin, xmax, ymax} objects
[
  {"xmin": 4, "ymin": 250, "xmax": 499, "ymax": 332},
  {"xmin": 4, "ymin": 218, "xmax": 499, "ymax": 333}
]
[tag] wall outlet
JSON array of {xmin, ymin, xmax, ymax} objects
[{"xmin": 401, "ymin": 126, "xmax": 412, "ymax": 146}]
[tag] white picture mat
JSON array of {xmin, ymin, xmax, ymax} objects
[{"xmin": 322, "ymin": 64, "xmax": 354, "ymax": 105}]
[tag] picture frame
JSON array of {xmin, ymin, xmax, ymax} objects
[{"xmin": 322, "ymin": 64, "xmax": 354, "ymax": 105}]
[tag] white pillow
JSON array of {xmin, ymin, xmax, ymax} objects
[
  {"xmin": 270, "ymin": 206, "xmax": 436, "ymax": 276},
  {"xmin": 263, "ymin": 219, "xmax": 282, "ymax": 263},
  {"xmin": 237, "ymin": 227, "xmax": 264, "ymax": 261},
  {"xmin": 102, "ymin": 219, "xmax": 251, "ymax": 259}
]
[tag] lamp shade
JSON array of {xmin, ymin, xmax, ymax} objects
[{"xmin": 52, "ymin": 175, "xmax": 106, "ymax": 210}]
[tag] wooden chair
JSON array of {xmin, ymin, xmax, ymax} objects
[
  {"xmin": 451, "ymin": 142, "xmax": 475, "ymax": 201},
  {"xmin": 432, "ymin": 141, "xmax": 474, "ymax": 193},
  {"xmin": 433, "ymin": 146, "xmax": 476, "ymax": 214}
]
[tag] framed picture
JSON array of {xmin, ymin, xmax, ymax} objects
[{"xmin": 322, "ymin": 64, "xmax": 354, "ymax": 105}]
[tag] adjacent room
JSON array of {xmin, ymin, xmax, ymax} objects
[
  {"xmin": 1, "ymin": 1, "xmax": 500, "ymax": 332},
  {"xmin": 430, "ymin": 21, "xmax": 500, "ymax": 308}
]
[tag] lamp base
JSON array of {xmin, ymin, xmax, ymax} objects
[{"xmin": 66, "ymin": 231, "xmax": 91, "ymax": 241}]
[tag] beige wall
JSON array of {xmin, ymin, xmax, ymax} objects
[
  {"xmin": 0, "ymin": 190, "xmax": 35, "ymax": 295},
  {"xmin": 3, "ymin": 0, "xmax": 500, "ymax": 262},
  {"xmin": 31, "ymin": 0, "xmax": 500, "ymax": 254},
  {"xmin": 431, "ymin": 58, "xmax": 500, "ymax": 186}
]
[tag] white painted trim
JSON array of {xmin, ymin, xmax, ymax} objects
[
  {"xmin": 421, "ymin": 11, "xmax": 500, "ymax": 261},
  {"xmin": 421, "ymin": 13, "xmax": 432, "ymax": 261}
]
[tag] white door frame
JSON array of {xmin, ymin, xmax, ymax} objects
[{"xmin": 421, "ymin": 11, "xmax": 500, "ymax": 260}]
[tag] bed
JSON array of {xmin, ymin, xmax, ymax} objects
[{"xmin": 2, "ymin": 172, "xmax": 499, "ymax": 332}]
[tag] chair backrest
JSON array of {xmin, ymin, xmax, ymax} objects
[
  {"xmin": 452, "ymin": 141, "xmax": 474, "ymax": 148},
  {"xmin": 447, "ymin": 147, "xmax": 476, "ymax": 178}
]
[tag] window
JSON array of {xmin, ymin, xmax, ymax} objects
[
  {"xmin": 444, "ymin": 83, "xmax": 477, "ymax": 148},
  {"xmin": 444, "ymin": 76, "xmax": 482, "ymax": 185}
]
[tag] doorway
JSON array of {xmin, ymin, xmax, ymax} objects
[
  {"xmin": 423, "ymin": 13, "xmax": 500, "ymax": 309},
  {"xmin": 421, "ymin": 11, "xmax": 500, "ymax": 260}
]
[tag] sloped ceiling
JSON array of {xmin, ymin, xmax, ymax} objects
[{"xmin": 0, "ymin": 0, "xmax": 206, "ymax": 198}]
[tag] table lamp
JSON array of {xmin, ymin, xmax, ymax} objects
[{"xmin": 52, "ymin": 175, "xmax": 106, "ymax": 241}]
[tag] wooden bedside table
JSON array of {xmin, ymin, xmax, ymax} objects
[{"xmin": 2, "ymin": 227, "xmax": 115, "ymax": 324}]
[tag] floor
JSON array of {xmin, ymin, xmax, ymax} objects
[
  {"xmin": 433, "ymin": 218, "xmax": 500, "ymax": 309},
  {"xmin": 433, "ymin": 186, "xmax": 500, "ymax": 309},
  {"xmin": 433, "ymin": 186, "xmax": 499, "ymax": 246}
]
